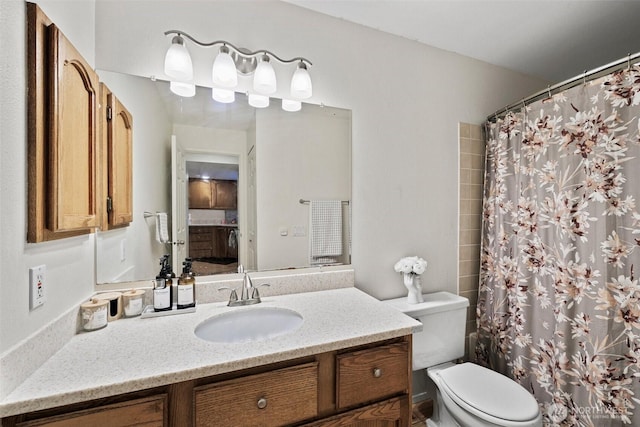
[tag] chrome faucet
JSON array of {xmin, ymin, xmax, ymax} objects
[{"xmin": 218, "ymin": 265, "xmax": 270, "ymax": 307}]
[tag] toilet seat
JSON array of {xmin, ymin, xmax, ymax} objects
[{"xmin": 436, "ymin": 363, "xmax": 540, "ymax": 425}]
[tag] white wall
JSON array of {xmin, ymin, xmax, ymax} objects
[
  {"xmin": 0, "ymin": 0, "xmax": 546, "ymax": 354},
  {"xmin": 95, "ymin": 71, "xmax": 172, "ymax": 283},
  {"xmin": 0, "ymin": 0, "xmax": 97, "ymax": 355},
  {"xmin": 255, "ymin": 105, "xmax": 351, "ymax": 270}
]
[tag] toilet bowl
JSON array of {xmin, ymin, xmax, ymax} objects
[
  {"xmin": 427, "ymin": 362, "xmax": 542, "ymax": 427},
  {"xmin": 383, "ymin": 292, "xmax": 542, "ymax": 427}
]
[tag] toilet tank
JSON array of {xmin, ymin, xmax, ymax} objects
[{"xmin": 383, "ymin": 292, "xmax": 469, "ymax": 371}]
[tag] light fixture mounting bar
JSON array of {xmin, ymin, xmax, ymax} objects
[{"xmin": 164, "ymin": 30, "xmax": 312, "ymax": 66}]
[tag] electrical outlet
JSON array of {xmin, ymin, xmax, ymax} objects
[{"xmin": 29, "ymin": 265, "xmax": 46, "ymax": 310}]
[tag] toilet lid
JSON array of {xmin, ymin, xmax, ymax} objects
[{"xmin": 437, "ymin": 363, "xmax": 539, "ymax": 422}]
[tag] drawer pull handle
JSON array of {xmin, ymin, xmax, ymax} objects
[
  {"xmin": 373, "ymin": 368, "xmax": 383, "ymax": 378},
  {"xmin": 257, "ymin": 397, "xmax": 268, "ymax": 409}
]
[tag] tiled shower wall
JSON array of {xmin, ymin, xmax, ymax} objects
[{"xmin": 458, "ymin": 123, "xmax": 485, "ymax": 359}]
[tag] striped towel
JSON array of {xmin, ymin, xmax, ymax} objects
[{"xmin": 310, "ymin": 200, "xmax": 343, "ymax": 264}]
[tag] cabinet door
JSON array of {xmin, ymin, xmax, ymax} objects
[
  {"xmin": 303, "ymin": 397, "xmax": 408, "ymax": 427},
  {"xmin": 188, "ymin": 180, "xmax": 214, "ymax": 209},
  {"xmin": 15, "ymin": 394, "xmax": 167, "ymax": 427},
  {"xmin": 213, "ymin": 180, "xmax": 237, "ymax": 209},
  {"xmin": 106, "ymin": 89, "xmax": 133, "ymax": 228},
  {"xmin": 212, "ymin": 227, "xmax": 228, "ymax": 258},
  {"xmin": 47, "ymin": 24, "xmax": 99, "ymax": 232},
  {"xmin": 189, "ymin": 227, "xmax": 213, "ymax": 258}
]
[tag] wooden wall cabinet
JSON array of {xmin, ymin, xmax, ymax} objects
[
  {"xmin": 213, "ymin": 180, "xmax": 237, "ymax": 209},
  {"xmin": 3, "ymin": 337, "xmax": 412, "ymax": 427},
  {"xmin": 99, "ymin": 83, "xmax": 133, "ymax": 230},
  {"xmin": 27, "ymin": 3, "xmax": 133, "ymax": 242},
  {"xmin": 188, "ymin": 180, "xmax": 237, "ymax": 210},
  {"xmin": 188, "ymin": 180, "xmax": 214, "ymax": 209},
  {"xmin": 47, "ymin": 23, "xmax": 99, "ymax": 234}
]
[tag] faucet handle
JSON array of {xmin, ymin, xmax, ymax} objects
[
  {"xmin": 251, "ymin": 283, "xmax": 271, "ymax": 300},
  {"xmin": 218, "ymin": 286, "xmax": 238, "ymax": 305}
]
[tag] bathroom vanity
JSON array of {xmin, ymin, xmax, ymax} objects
[{"xmin": 0, "ymin": 288, "xmax": 419, "ymax": 426}]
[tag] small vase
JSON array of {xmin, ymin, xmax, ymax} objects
[{"xmin": 403, "ymin": 273, "xmax": 424, "ymax": 304}]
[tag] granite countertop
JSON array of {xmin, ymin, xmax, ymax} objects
[{"xmin": 0, "ymin": 287, "xmax": 420, "ymax": 417}]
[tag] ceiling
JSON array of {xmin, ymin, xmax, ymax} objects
[{"xmin": 284, "ymin": 0, "xmax": 640, "ymax": 83}]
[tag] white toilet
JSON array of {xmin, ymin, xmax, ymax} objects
[{"xmin": 384, "ymin": 291, "xmax": 542, "ymax": 427}]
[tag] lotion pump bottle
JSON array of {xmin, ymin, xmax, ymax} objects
[
  {"xmin": 153, "ymin": 256, "xmax": 171, "ymax": 312},
  {"xmin": 165, "ymin": 257, "xmax": 175, "ymax": 310},
  {"xmin": 177, "ymin": 258, "xmax": 196, "ymax": 309}
]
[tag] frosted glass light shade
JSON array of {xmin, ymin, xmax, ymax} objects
[
  {"xmin": 282, "ymin": 99, "xmax": 301, "ymax": 112},
  {"xmin": 290, "ymin": 62, "xmax": 312, "ymax": 99},
  {"xmin": 164, "ymin": 36, "xmax": 193, "ymax": 81},
  {"xmin": 170, "ymin": 81, "xmax": 196, "ymax": 97},
  {"xmin": 248, "ymin": 94, "xmax": 270, "ymax": 108},
  {"xmin": 212, "ymin": 88, "xmax": 235, "ymax": 103},
  {"xmin": 212, "ymin": 46, "xmax": 238, "ymax": 88},
  {"xmin": 253, "ymin": 55, "xmax": 277, "ymax": 95}
]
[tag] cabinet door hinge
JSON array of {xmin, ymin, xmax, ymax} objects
[
  {"xmin": 106, "ymin": 197, "xmax": 113, "ymax": 213},
  {"xmin": 106, "ymin": 105, "xmax": 113, "ymax": 121}
]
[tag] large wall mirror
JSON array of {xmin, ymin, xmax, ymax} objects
[{"xmin": 95, "ymin": 71, "xmax": 351, "ymax": 284}]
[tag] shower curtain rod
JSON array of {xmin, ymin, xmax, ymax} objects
[{"xmin": 488, "ymin": 51, "xmax": 640, "ymax": 122}]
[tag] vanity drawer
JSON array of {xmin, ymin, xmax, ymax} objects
[
  {"xmin": 189, "ymin": 240, "xmax": 212, "ymax": 250},
  {"xmin": 194, "ymin": 362, "xmax": 318, "ymax": 427},
  {"xmin": 14, "ymin": 394, "xmax": 167, "ymax": 427},
  {"xmin": 336, "ymin": 342, "xmax": 409, "ymax": 409},
  {"xmin": 189, "ymin": 232, "xmax": 213, "ymax": 242}
]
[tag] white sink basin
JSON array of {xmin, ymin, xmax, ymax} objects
[{"xmin": 194, "ymin": 307, "xmax": 304, "ymax": 343}]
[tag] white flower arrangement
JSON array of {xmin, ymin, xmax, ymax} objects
[{"xmin": 394, "ymin": 256, "xmax": 428, "ymax": 276}]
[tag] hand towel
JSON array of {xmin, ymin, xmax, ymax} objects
[
  {"xmin": 309, "ymin": 200, "xmax": 343, "ymax": 264},
  {"xmin": 156, "ymin": 212, "xmax": 169, "ymax": 244}
]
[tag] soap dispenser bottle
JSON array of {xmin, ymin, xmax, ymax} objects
[
  {"xmin": 177, "ymin": 257, "xmax": 196, "ymax": 309},
  {"xmin": 153, "ymin": 256, "xmax": 171, "ymax": 312},
  {"xmin": 165, "ymin": 257, "xmax": 175, "ymax": 310}
]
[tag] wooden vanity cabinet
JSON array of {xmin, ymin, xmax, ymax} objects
[
  {"xmin": 2, "ymin": 336, "xmax": 412, "ymax": 427},
  {"xmin": 189, "ymin": 226, "xmax": 238, "ymax": 259},
  {"xmin": 188, "ymin": 226, "xmax": 214, "ymax": 258}
]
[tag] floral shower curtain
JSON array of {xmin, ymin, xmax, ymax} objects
[{"xmin": 477, "ymin": 66, "xmax": 640, "ymax": 426}]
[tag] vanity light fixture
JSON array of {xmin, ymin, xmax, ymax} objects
[
  {"xmin": 282, "ymin": 99, "xmax": 302, "ymax": 112},
  {"xmin": 163, "ymin": 30, "xmax": 313, "ymax": 110},
  {"xmin": 169, "ymin": 81, "xmax": 196, "ymax": 97},
  {"xmin": 164, "ymin": 34, "xmax": 193, "ymax": 82},
  {"xmin": 248, "ymin": 93, "xmax": 270, "ymax": 108},
  {"xmin": 212, "ymin": 45, "xmax": 238, "ymax": 88},
  {"xmin": 290, "ymin": 61, "xmax": 312, "ymax": 99},
  {"xmin": 253, "ymin": 54, "xmax": 277, "ymax": 95},
  {"xmin": 212, "ymin": 88, "xmax": 235, "ymax": 104}
]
